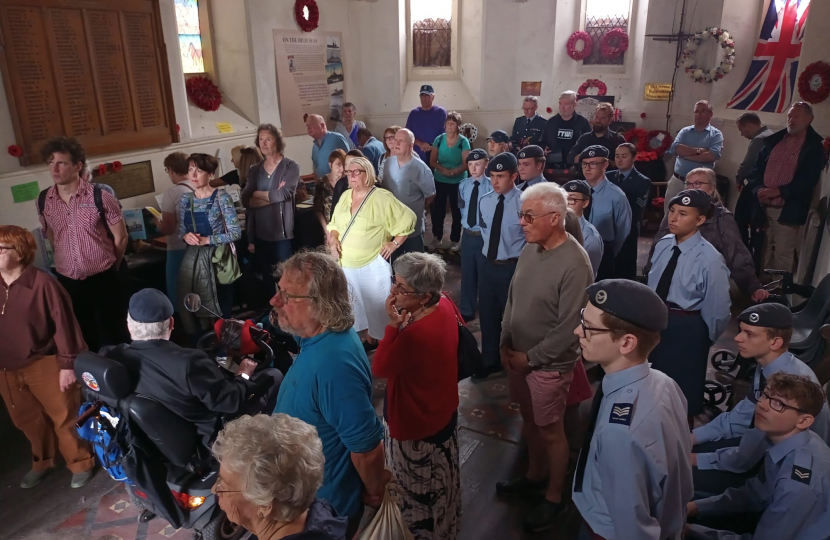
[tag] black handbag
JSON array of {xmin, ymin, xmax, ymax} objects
[{"xmin": 443, "ymin": 296, "xmax": 483, "ymax": 381}]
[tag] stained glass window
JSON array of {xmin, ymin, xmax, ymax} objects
[{"xmin": 175, "ymin": 0, "xmax": 204, "ymax": 73}]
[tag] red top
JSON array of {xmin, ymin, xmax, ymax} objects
[
  {"xmin": 372, "ymin": 296, "xmax": 460, "ymax": 441},
  {"xmin": 37, "ymin": 179, "xmax": 123, "ymax": 280}
]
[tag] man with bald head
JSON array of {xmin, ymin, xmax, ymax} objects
[{"xmin": 308, "ymin": 114, "xmax": 350, "ymax": 178}]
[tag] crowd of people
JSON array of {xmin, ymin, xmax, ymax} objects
[{"xmin": 1, "ymin": 82, "xmax": 828, "ymax": 540}]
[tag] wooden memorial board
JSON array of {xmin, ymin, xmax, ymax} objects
[
  {"xmin": 92, "ymin": 160, "xmax": 155, "ymax": 200},
  {"xmin": 0, "ymin": 0, "xmax": 177, "ymax": 165}
]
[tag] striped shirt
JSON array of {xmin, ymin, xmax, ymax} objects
[{"xmin": 36, "ymin": 179, "xmax": 123, "ymax": 280}]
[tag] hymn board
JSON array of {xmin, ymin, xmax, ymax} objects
[{"xmin": 0, "ymin": 0, "xmax": 178, "ymax": 165}]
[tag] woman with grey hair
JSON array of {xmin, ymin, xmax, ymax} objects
[
  {"xmin": 212, "ymin": 414, "xmax": 347, "ymax": 539},
  {"xmin": 372, "ymin": 252, "xmax": 462, "ymax": 540}
]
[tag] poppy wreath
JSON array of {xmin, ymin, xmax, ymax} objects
[
  {"xmin": 567, "ymin": 31, "xmax": 593, "ymax": 61},
  {"xmin": 797, "ymin": 61, "xmax": 830, "ymax": 104},
  {"xmin": 186, "ymin": 76, "xmax": 222, "ymax": 111},
  {"xmin": 7, "ymin": 144, "xmax": 22, "ymax": 157},
  {"xmin": 624, "ymin": 128, "xmax": 649, "ymax": 151},
  {"xmin": 577, "ymin": 79, "xmax": 607, "ymax": 96},
  {"xmin": 599, "ymin": 28, "xmax": 629, "ymax": 59},
  {"xmin": 647, "ymin": 130, "xmax": 672, "ymax": 157},
  {"xmin": 295, "ymin": 0, "xmax": 319, "ymax": 33}
]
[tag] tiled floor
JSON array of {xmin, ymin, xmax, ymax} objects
[{"xmin": 1, "ymin": 224, "xmax": 744, "ymax": 540}]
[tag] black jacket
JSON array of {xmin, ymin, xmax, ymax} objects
[
  {"xmin": 101, "ymin": 340, "xmax": 258, "ymax": 449},
  {"xmin": 747, "ymin": 126, "xmax": 826, "ymax": 226},
  {"xmin": 609, "ymin": 167, "xmax": 652, "ymax": 235},
  {"xmin": 286, "ymin": 500, "xmax": 348, "ymax": 539}
]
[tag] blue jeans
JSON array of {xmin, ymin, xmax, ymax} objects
[
  {"xmin": 166, "ymin": 249, "xmax": 187, "ymax": 312},
  {"xmin": 459, "ymin": 229, "xmax": 484, "ymax": 320}
]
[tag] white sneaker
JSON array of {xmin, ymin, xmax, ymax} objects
[
  {"xmin": 449, "ymin": 242, "xmax": 460, "ymax": 252},
  {"xmin": 428, "ymin": 238, "xmax": 440, "ymax": 251}
]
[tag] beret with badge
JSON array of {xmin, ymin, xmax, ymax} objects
[
  {"xmin": 579, "ymin": 145, "xmax": 610, "ymax": 161},
  {"xmin": 487, "ymin": 152, "xmax": 518, "ymax": 174},
  {"xmin": 586, "ymin": 279, "xmax": 668, "ymax": 332},
  {"xmin": 486, "ymin": 130, "xmax": 509, "ymax": 144},
  {"xmin": 668, "ymin": 189, "xmax": 712, "ymax": 213},
  {"xmin": 466, "ymin": 148, "xmax": 489, "ymax": 163},
  {"xmin": 737, "ymin": 303, "xmax": 792, "ymax": 329},
  {"xmin": 562, "ymin": 180, "xmax": 591, "ymax": 198},
  {"xmin": 517, "ymin": 145, "xmax": 545, "ymax": 159},
  {"xmin": 129, "ymin": 288, "xmax": 173, "ymax": 323}
]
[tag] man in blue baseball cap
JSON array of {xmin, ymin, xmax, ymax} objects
[{"xmin": 405, "ymin": 84, "xmax": 448, "ymax": 161}]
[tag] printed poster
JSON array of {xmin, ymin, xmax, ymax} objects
[{"xmin": 274, "ymin": 30, "xmax": 345, "ymax": 136}]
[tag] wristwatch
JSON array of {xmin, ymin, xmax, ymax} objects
[
  {"xmin": 392, "ymin": 240, "xmax": 400, "ymax": 246},
  {"xmin": 696, "ymin": 147, "xmax": 703, "ymax": 155},
  {"xmin": 240, "ymin": 372, "xmax": 250, "ymax": 380}
]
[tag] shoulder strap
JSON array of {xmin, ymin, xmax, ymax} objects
[
  {"xmin": 340, "ymin": 187, "xmax": 376, "ymax": 245},
  {"xmin": 93, "ymin": 185, "xmax": 115, "ymax": 241},
  {"xmin": 37, "ymin": 188, "xmax": 48, "ymax": 216}
]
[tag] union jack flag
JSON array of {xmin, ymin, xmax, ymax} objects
[{"xmin": 726, "ymin": 0, "xmax": 810, "ymax": 113}]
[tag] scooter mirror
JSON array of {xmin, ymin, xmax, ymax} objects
[{"xmin": 184, "ymin": 293, "xmax": 202, "ymax": 312}]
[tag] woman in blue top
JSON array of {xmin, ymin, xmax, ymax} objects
[
  {"xmin": 429, "ymin": 111, "xmax": 470, "ymax": 252},
  {"xmin": 178, "ymin": 153, "xmax": 242, "ymax": 327}
]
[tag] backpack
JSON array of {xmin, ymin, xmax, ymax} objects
[
  {"xmin": 76, "ymin": 401, "xmax": 134, "ymax": 485},
  {"xmin": 37, "ymin": 184, "xmax": 121, "ymax": 242}
]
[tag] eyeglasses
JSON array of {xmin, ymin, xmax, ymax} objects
[
  {"xmin": 581, "ymin": 160, "xmax": 607, "ymax": 170},
  {"xmin": 517, "ymin": 210, "xmax": 556, "ymax": 224},
  {"xmin": 755, "ymin": 390, "xmax": 812, "ymax": 414},
  {"xmin": 580, "ymin": 308, "xmax": 615, "ymax": 339},
  {"xmin": 344, "ymin": 169, "xmax": 366, "ymax": 177},
  {"xmin": 567, "ymin": 197, "xmax": 588, "ymax": 204},
  {"xmin": 384, "ymin": 135, "xmax": 396, "ymax": 141},
  {"xmin": 684, "ymin": 181, "xmax": 710, "ymax": 189},
  {"xmin": 274, "ymin": 284, "xmax": 314, "ymax": 304},
  {"xmin": 214, "ymin": 477, "xmax": 241, "ymax": 495},
  {"xmin": 0, "ymin": 246, "xmax": 16, "ymax": 254},
  {"xmin": 390, "ymin": 276, "xmax": 418, "ymax": 295}
]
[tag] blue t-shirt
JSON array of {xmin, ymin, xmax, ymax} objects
[
  {"xmin": 405, "ymin": 105, "xmax": 447, "ymax": 161},
  {"xmin": 312, "ymin": 132, "xmax": 351, "ymax": 178},
  {"xmin": 274, "ymin": 328, "xmax": 383, "ymax": 519}
]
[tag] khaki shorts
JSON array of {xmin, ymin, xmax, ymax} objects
[{"xmin": 508, "ymin": 369, "xmax": 573, "ymax": 427}]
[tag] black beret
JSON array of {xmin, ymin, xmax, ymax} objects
[
  {"xmin": 562, "ymin": 180, "xmax": 591, "ymax": 198},
  {"xmin": 466, "ymin": 148, "xmax": 489, "ymax": 163},
  {"xmin": 517, "ymin": 145, "xmax": 545, "ymax": 159},
  {"xmin": 586, "ymin": 279, "xmax": 668, "ymax": 332},
  {"xmin": 129, "ymin": 288, "xmax": 174, "ymax": 323},
  {"xmin": 580, "ymin": 145, "xmax": 609, "ymax": 161},
  {"xmin": 668, "ymin": 189, "xmax": 712, "ymax": 212},
  {"xmin": 737, "ymin": 303, "xmax": 792, "ymax": 329},
  {"xmin": 486, "ymin": 130, "xmax": 509, "ymax": 143},
  {"xmin": 487, "ymin": 152, "xmax": 518, "ymax": 173}
]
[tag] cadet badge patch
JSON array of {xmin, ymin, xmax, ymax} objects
[
  {"xmin": 609, "ymin": 403, "xmax": 633, "ymax": 426},
  {"xmin": 791, "ymin": 465, "xmax": 812, "ymax": 485}
]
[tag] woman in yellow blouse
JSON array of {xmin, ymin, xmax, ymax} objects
[{"xmin": 328, "ymin": 156, "xmax": 416, "ymax": 349}]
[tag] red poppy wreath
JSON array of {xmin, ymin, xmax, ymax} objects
[
  {"xmin": 295, "ymin": 0, "xmax": 320, "ymax": 33},
  {"xmin": 577, "ymin": 79, "xmax": 607, "ymax": 96},
  {"xmin": 567, "ymin": 31, "xmax": 593, "ymax": 61},
  {"xmin": 797, "ymin": 61, "xmax": 830, "ymax": 104},
  {"xmin": 186, "ymin": 76, "xmax": 222, "ymax": 111},
  {"xmin": 599, "ymin": 28, "xmax": 629, "ymax": 59}
]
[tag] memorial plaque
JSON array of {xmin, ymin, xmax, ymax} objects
[
  {"xmin": 644, "ymin": 83, "xmax": 673, "ymax": 101},
  {"xmin": 92, "ymin": 160, "xmax": 155, "ymax": 200},
  {"xmin": 0, "ymin": 0, "xmax": 177, "ymax": 165}
]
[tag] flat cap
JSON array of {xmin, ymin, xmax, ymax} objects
[
  {"xmin": 466, "ymin": 148, "xmax": 489, "ymax": 163},
  {"xmin": 668, "ymin": 189, "xmax": 712, "ymax": 212},
  {"xmin": 737, "ymin": 303, "xmax": 792, "ymax": 329},
  {"xmin": 562, "ymin": 180, "xmax": 591, "ymax": 198},
  {"xmin": 486, "ymin": 130, "xmax": 509, "ymax": 143},
  {"xmin": 586, "ymin": 279, "xmax": 668, "ymax": 332},
  {"xmin": 487, "ymin": 152, "xmax": 518, "ymax": 174},
  {"xmin": 129, "ymin": 288, "xmax": 173, "ymax": 324},
  {"xmin": 419, "ymin": 84, "xmax": 435, "ymax": 95},
  {"xmin": 517, "ymin": 145, "xmax": 545, "ymax": 159},
  {"xmin": 580, "ymin": 145, "xmax": 610, "ymax": 161}
]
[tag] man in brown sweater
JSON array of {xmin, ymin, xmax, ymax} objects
[{"xmin": 495, "ymin": 183, "xmax": 594, "ymax": 532}]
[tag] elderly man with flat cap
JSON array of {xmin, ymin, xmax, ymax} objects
[
  {"xmin": 572, "ymin": 279, "xmax": 693, "ymax": 540},
  {"xmin": 487, "ymin": 130, "xmax": 511, "ymax": 157},
  {"xmin": 516, "ymin": 145, "xmax": 547, "ymax": 191},
  {"xmin": 101, "ymin": 288, "xmax": 283, "ymax": 449},
  {"xmin": 579, "ymin": 145, "xmax": 631, "ymax": 280},
  {"xmin": 690, "ymin": 302, "xmax": 830, "ymax": 497}
]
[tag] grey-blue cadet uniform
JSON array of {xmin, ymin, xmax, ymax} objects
[{"xmin": 457, "ymin": 148, "xmax": 491, "ymax": 320}]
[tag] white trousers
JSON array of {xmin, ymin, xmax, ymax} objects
[{"xmin": 343, "ymin": 254, "xmax": 392, "ymax": 340}]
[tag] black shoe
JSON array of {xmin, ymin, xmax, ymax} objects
[
  {"xmin": 460, "ymin": 313, "xmax": 475, "ymax": 323},
  {"xmin": 522, "ymin": 499, "xmax": 565, "ymax": 532},
  {"xmin": 495, "ymin": 476, "xmax": 548, "ymax": 498}
]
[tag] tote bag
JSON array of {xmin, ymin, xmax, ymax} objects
[{"xmin": 357, "ymin": 482, "xmax": 414, "ymax": 540}]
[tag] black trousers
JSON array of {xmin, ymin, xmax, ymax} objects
[
  {"xmin": 390, "ymin": 234, "xmax": 424, "ymax": 267},
  {"xmin": 431, "ymin": 181, "xmax": 462, "ymax": 243},
  {"xmin": 57, "ymin": 265, "xmax": 129, "ymax": 352},
  {"xmin": 614, "ymin": 231, "xmax": 639, "ymax": 281},
  {"xmin": 596, "ymin": 242, "xmax": 616, "ymax": 281}
]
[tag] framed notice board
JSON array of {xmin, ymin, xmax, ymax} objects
[{"xmin": 0, "ymin": 0, "xmax": 178, "ymax": 165}]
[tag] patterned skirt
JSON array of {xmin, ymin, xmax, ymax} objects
[{"xmin": 384, "ymin": 422, "xmax": 461, "ymax": 540}]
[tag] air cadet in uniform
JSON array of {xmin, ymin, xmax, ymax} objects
[
  {"xmin": 475, "ymin": 152, "xmax": 525, "ymax": 380},
  {"xmin": 611, "ymin": 142, "xmax": 652, "ymax": 281},
  {"xmin": 647, "ymin": 190, "xmax": 731, "ymax": 421},
  {"xmin": 458, "ymin": 149, "xmax": 491, "ymax": 322},
  {"xmin": 579, "ymin": 145, "xmax": 631, "ymax": 280},
  {"xmin": 691, "ymin": 303, "xmax": 830, "ymax": 497},
  {"xmin": 563, "ymin": 180, "xmax": 603, "ymax": 278},
  {"xmin": 486, "ymin": 130, "xmax": 510, "ymax": 157},
  {"xmin": 515, "ymin": 145, "xmax": 547, "ymax": 191},
  {"xmin": 573, "ymin": 279, "xmax": 693, "ymax": 540},
  {"xmin": 509, "ymin": 96, "xmax": 547, "ymax": 152},
  {"xmin": 686, "ymin": 373, "xmax": 830, "ymax": 540}
]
